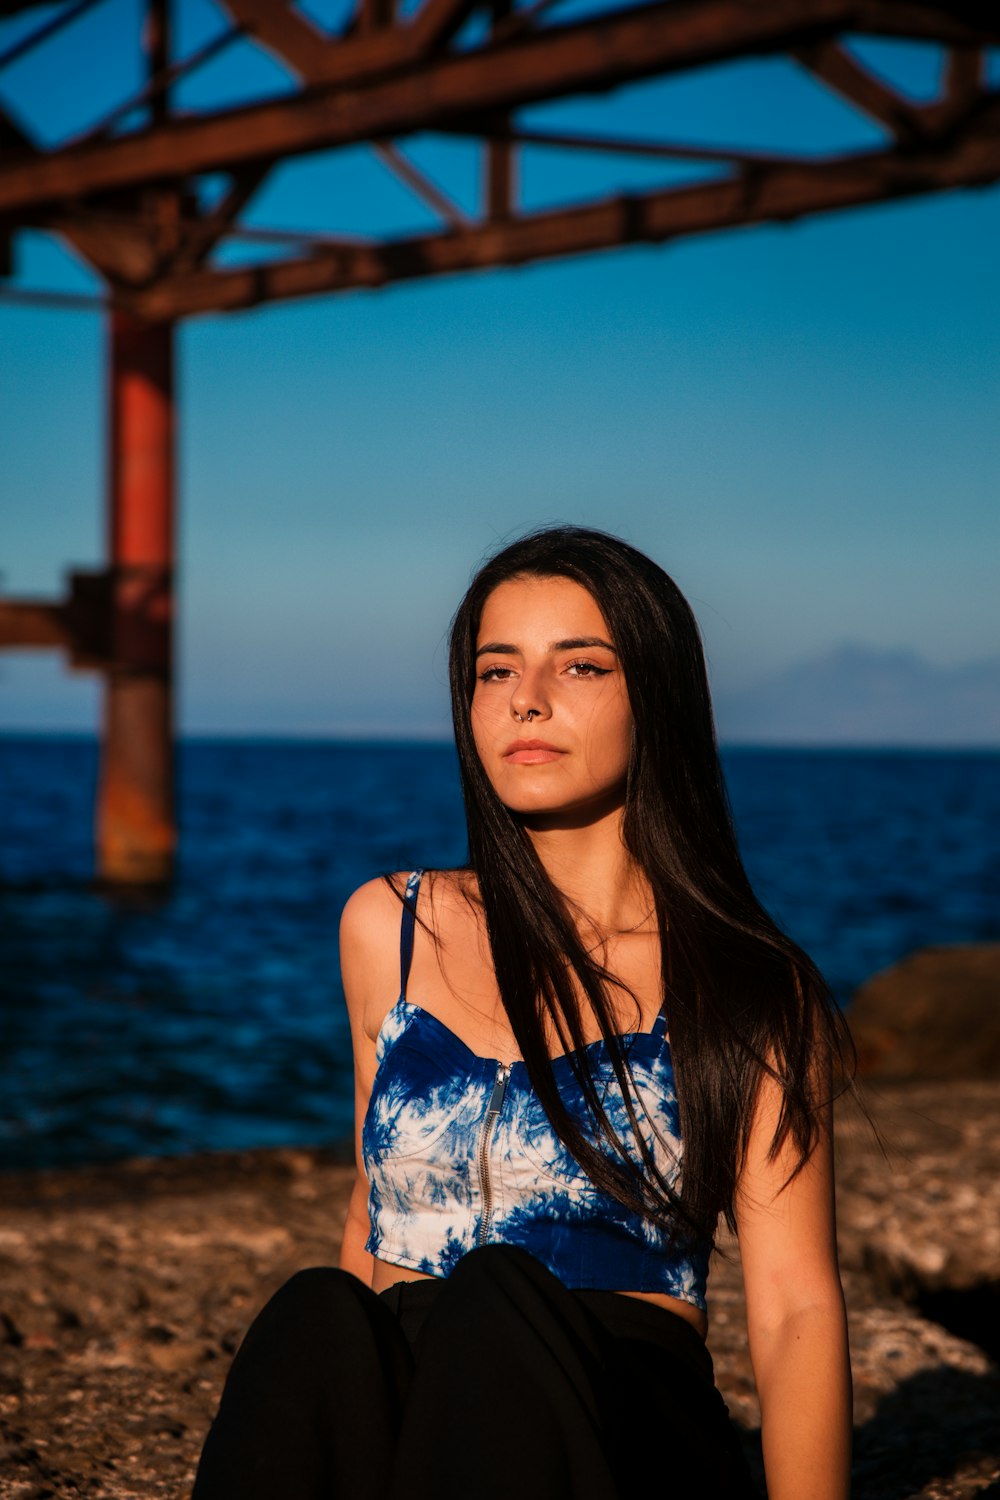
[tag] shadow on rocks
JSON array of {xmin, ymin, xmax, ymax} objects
[
  {"xmin": 914, "ymin": 1284, "xmax": 1000, "ymax": 1366},
  {"xmin": 852, "ymin": 1364, "xmax": 1000, "ymax": 1500},
  {"xmin": 728, "ymin": 1363, "xmax": 1000, "ymax": 1500}
]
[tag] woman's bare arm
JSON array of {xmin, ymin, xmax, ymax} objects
[
  {"xmin": 337, "ymin": 877, "xmax": 402, "ymax": 1284},
  {"xmin": 735, "ymin": 1054, "xmax": 852, "ymax": 1500}
]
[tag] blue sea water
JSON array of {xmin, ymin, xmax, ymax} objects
[{"xmin": 1, "ymin": 736, "xmax": 997, "ymax": 1173}]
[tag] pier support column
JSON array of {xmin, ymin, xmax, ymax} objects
[{"xmin": 96, "ymin": 312, "xmax": 176, "ymax": 885}]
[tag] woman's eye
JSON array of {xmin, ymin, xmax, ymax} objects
[
  {"xmin": 565, "ymin": 660, "xmax": 611, "ymax": 678},
  {"xmin": 478, "ymin": 665, "xmax": 516, "ymax": 683}
]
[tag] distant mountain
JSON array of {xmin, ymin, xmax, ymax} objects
[{"xmin": 716, "ymin": 644, "xmax": 1000, "ymax": 747}]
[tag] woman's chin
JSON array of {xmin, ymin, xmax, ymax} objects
[{"xmin": 504, "ymin": 790, "xmax": 628, "ymax": 830}]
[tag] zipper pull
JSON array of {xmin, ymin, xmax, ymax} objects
[{"xmin": 486, "ymin": 1062, "xmax": 511, "ymax": 1115}]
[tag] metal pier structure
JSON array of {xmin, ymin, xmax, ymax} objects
[{"xmin": 1, "ymin": 0, "xmax": 998, "ymax": 881}]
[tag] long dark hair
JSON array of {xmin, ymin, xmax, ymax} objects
[{"xmin": 446, "ymin": 524, "xmax": 853, "ymax": 1250}]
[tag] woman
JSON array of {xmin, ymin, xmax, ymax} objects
[{"xmin": 192, "ymin": 526, "xmax": 853, "ymax": 1500}]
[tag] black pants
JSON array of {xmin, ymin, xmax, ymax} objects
[{"xmin": 191, "ymin": 1244, "xmax": 758, "ymax": 1499}]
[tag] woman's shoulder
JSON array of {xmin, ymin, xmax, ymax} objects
[
  {"xmin": 338, "ymin": 876, "xmax": 409, "ymax": 1026},
  {"xmin": 341, "ymin": 872, "xmax": 398, "ymax": 920},
  {"xmin": 339, "ymin": 869, "xmax": 480, "ymax": 1037},
  {"xmin": 339, "ymin": 867, "xmax": 478, "ymax": 946}
]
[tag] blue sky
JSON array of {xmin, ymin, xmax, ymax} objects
[{"xmin": 1, "ymin": 4, "xmax": 998, "ymax": 737}]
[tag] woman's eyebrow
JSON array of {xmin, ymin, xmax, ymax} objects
[
  {"xmin": 475, "ymin": 636, "xmax": 617, "ymax": 658},
  {"xmin": 553, "ymin": 637, "xmax": 617, "ymax": 653},
  {"xmin": 476, "ymin": 641, "xmax": 519, "ymax": 658}
]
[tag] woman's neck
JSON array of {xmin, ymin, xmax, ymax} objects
[{"xmin": 522, "ymin": 805, "xmax": 651, "ymax": 934}]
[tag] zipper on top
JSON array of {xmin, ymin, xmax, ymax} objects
[{"xmin": 476, "ymin": 1062, "xmax": 511, "ymax": 1247}]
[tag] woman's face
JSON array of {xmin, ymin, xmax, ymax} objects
[{"xmin": 470, "ymin": 574, "xmax": 633, "ymax": 823}]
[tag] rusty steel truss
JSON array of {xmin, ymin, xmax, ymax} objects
[
  {"xmin": 1, "ymin": 0, "xmax": 999, "ymax": 881},
  {"xmin": 2, "ymin": 0, "xmax": 1000, "ymax": 317}
]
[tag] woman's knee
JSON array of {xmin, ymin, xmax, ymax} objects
[
  {"xmin": 249, "ymin": 1265, "xmax": 375, "ymax": 1343},
  {"xmin": 269, "ymin": 1263, "xmax": 354, "ymax": 1307},
  {"xmin": 438, "ymin": 1246, "xmax": 603, "ymax": 1364},
  {"xmin": 450, "ymin": 1243, "xmax": 555, "ymax": 1290},
  {"xmin": 437, "ymin": 1244, "xmax": 573, "ymax": 1327}
]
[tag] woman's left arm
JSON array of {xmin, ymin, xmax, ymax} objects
[{"xmin": 734, "ymin": 1052, "xmax": 852, "ymax": 1500}]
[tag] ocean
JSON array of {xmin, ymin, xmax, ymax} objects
[{"xmin": 1, "ymin": 736, "xmax": 997, "ymax": 1173}]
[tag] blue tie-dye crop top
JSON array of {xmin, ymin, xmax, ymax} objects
[{"xmin": 362, "ymin": 870, "xmax": 709, "ymax": 1310}]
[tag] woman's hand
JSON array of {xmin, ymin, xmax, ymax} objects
[{"xmin": 735, "ymin": 1052, "xmax": 852, "ymax": 1500}]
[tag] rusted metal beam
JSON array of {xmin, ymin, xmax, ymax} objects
[
  {"xmin": 0, "ymin": 572, "xmax": 113, "ymax": 665},
  {"xmin": 0, "ymin": 104, "xmax": 164, "ymax": 284},
  {"xmin": 63, "ymin": 570, "xmax": 115, "ymax": 667},
  {"xmin": 491, "ymin": 0, "xmax": 568, "ymax": 45},
  {"xmin": 128, "ymin": 98, "xmax": 1000, "ymax": 319},
  {"xmin": 222, "ymin": 0, "xmax": 469, "ymax": 84},
  {"xmin": 486, "ymin": 119, "xmax": 515, "ymax": 221},
  {"xmin": 168, "ymin": 167, "xmax": 269, "ymax": 273},
  {"xmin": 0, "ymin": 0, "xmax": 80, "ymax": 13},
  {"xmin": 218, "ymin": 0, "xmax": 408, "ymax": 86},
  {"xmin": 223, "ymin": 0, "xmax": 482, "ymax": 89},
  {"xmin": 946, "ymin": 46, "xmax": 985, "ymax": 108},
  {"xmin": 0, "ymin": 285, "xmax": 107, "ymax": 308},
  {"xmin": 147, "ymin": 0, "xmax": 169, "ymax": 126},
  {"xmin": 406, "ymin": 0, "xmax": 483, "ymax": 54},
  {"xmin": 18, "ymin": 193, "xmax": 373, "ymax": 289},
  {"xmin": 69, "ymin": 23, "xmax": 245, "ymax": 146},
  {"xmin": 912, "ymin": 44, "xmax": 988, "ymax": 137},
  {"xmin": 94, "ymin": 2, "xmax": 178, "ymax": 885},
  {"xmin": 0, "ymin": 600, "xmax": 68, "ymax": 649},
  {"xmin": 9, "ymin": 0, "xmax": 981, "ymax": 218},
  {"xmin": 356, "ymin": 0, "xmax": 394, "ymax": 36},
  {"xmin": 47, "ymin": 205, "xmax": 162, "ymax": 285},
  {"xmin": 485, "ymin": 0, "xmax": 515, "ymax": 222},
  {"xmin": 0, "ymin": 0, "xmax": 104, "ymax": 72},
  {"xmin": 97, "ymin": 312, "xmax": 176, "ymax": 885},
  {"xmin": 460, "ymin": 123, "xmax": 793, "ymax": 167},
  {"xmin": 849, "ymin": 2, "xmax": 1000, "ymax": 44},
  {"xmin": 212, "ymin": 222, "xmax": 373, "ymax": 248},
  {"xmin": 83, "ymin": 206, "xmax": 371, "ymax": 253},
  {"xmin": 373, "ymin": 140, "xmax": 471, "ymax": 226},
  {"xmin": 218, "ymin": 0, "xmax": 329, "ymax": 79},
  {"xmin": 0, "ymin": 103, "xmax": 28, "ymax": 144},
  {"xmin": 793, "ymin": 39, "xmax": 925, "ymax": 141}
]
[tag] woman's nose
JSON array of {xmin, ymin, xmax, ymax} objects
[{"xmin": 510, "ymin": 672, "xmax": 551, "ymax": 724}]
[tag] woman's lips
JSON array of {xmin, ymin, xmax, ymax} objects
[{"xmin": 503, "ymin": 739, "xmax": 566, "ymax": 765}]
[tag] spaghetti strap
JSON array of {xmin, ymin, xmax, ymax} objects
[
  {"xmin": 651, "ymin": 1006, "xmax": 669, "ymax": 1044},
  {"xmin": 399, "ymin": 869, "xmax": 424, "ymax": 1000}
]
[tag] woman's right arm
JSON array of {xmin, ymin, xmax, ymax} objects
[
  {"xmin": 736, "ymin": 1049, "xmax": 852, "ymax": 1500},
  {"xmin": 338, "ymin": 877, "xmax": 402, "ymax": 1284}
]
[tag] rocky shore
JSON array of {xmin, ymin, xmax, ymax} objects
[{"xmin": 2, "ymin": 945, "xmax": 998, "ymax": 1499}]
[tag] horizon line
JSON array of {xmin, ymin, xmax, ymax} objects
[{"xmin": 1, "ymin": 728, "xmax": 998, "ymax": 754}]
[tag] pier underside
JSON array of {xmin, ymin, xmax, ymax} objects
[{"xmin": 1, "ymin": 0, "xmax": 998, "ymax": 880}]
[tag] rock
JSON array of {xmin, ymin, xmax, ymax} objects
[
  {"xmin": 708, "ymin": 1240, "xmax": 1000, "ymax": 1500},
  {"xmin": 0, "ymin": 1088, "xmax": 997, "ymax": 1499},
  {"xmin": 849, "ymin": 944, "xmax": 1000, "ymax": 1080},
  {"xmin": 835, "ymin": 1081, "xmax": 1000, "ymax": 1305},
  {"xmin": 146, "ymin": 1338, "xmax": 211, "ymax": 1374}
]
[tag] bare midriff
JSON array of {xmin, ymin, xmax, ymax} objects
[{"xmin": 371, "ymin": 1257, "xmax": 708, "ymax": 1339}]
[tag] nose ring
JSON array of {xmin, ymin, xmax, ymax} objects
[{"xmin": 514, "ymin": 709, "xmax": 538, "ymax": 723}]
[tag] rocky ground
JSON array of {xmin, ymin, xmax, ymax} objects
[{"xmin": 0, "ymin": 1078, "xmax": 998, "ymax": 1500}]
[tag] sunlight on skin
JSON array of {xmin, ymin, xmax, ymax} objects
[{"xmin": 470, "ymin": 575, "xmax": 634, "ymax": 831}]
